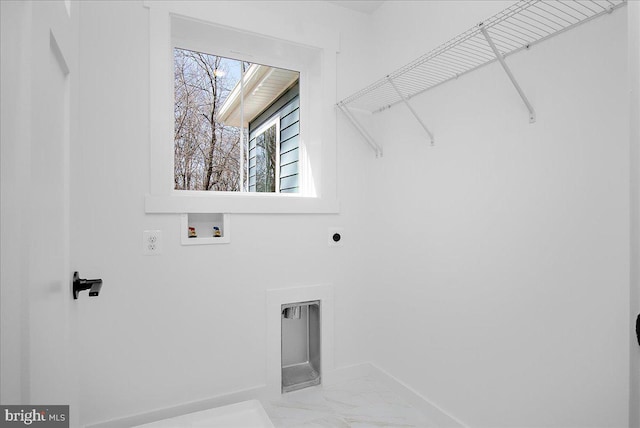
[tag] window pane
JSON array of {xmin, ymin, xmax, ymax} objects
[
  {"xmin": 173, "ymin": 48, "xmax": 246, "ymax": 191},
  {"xmin": 255, "ymin": 124, "xmax": 277, "ymax": 192},
  {"xmin": 174, "ymin": 47, "xmax": 300, "ymax": 194}
]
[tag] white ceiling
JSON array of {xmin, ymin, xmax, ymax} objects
[{"xmin": 329, "ymin": 1, "xmax": 384, "ymax": 14}]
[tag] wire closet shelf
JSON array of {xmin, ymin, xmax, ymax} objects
[{"xmin": 338, "ymin": 0, "xmax": 626, "ymax": 117}]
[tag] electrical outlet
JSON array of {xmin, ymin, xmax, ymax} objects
[
  {"xmin": 328, "ymin": 227, "xmax": 344, "ymax": 247},
  {"xmin": 143, "ymin": 230, "xmax": 162, "ymax": 255}
]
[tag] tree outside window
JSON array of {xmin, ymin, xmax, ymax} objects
[{"xmin": 173, "ymin": 48, "xmax": 248, "ymax": 191}]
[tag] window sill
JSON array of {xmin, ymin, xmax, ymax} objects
[{"xmin": 144, "ymin": 192, "xmax": 339, "ymax": 214}]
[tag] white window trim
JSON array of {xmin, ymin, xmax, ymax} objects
[{"xmin": 143, "ymin": 1, "xmax": 339, "ymax": 214}]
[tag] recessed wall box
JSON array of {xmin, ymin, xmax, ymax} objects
[
  {"xmin": 281, "ymin": 300, "xmax": 321, "ymax": 393},
  {"xmin": 180, "ymin": 213, "xmax": 230, "ymax": 245}
]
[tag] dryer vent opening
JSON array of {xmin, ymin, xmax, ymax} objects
[{"xmin": 281, "ymin": 301, "xmax": 320, "ymax": 393}]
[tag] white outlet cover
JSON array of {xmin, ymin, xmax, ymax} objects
[
  {"xmin": 143, "ymin": 230, "xmax": 162, "ymax": 255},
  {"xmin": 328, "ymin": 227, "xmax": 344, "ymax": 247}
]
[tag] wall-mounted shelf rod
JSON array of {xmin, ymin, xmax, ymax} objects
[
  {"xmin": 480, "ymin": 25, "xmax": 536, "ymax": 123},
  {"xmin": 337, "ymin": 0, "xmax": 627, "ymax": 156},
  {"xmin": 387, "ymin": 76, "xmax": 435, "ymax": 145}
]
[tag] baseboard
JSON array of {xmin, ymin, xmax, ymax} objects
[
  {"xmin": 85, "ymin": 362, "xmax": 467, "ymax": 428},
  {"xmin": 326, "ymin": 362, "xmax": 467, "ymax": 427},
  {"xmin": 84, "ymin": 384, "xmax": 268, "ymax": 428},
  {"xmin": 322, "ymin": 361, "xmax": 374, "ymax": 386},
  {"xmin": 366, "ymin": 363, "xmax": 469, "ymax": 428},
  {"xmin": 84, "ymin": 363, "xmax": 373, "ymax": 428}
]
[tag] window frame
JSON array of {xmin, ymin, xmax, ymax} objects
[{"xmin": 144, "ymin": 1, "xmax": 339, "ymax": 214}]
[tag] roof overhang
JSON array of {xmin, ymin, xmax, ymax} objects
[{"xmin": 217, "ymin": 64, "xmax": 299, "ymax": 128}]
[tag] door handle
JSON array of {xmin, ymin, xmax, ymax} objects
[
  {"xmin": 636, "ymin": 313, "xmax": 640, "ymax": 347},
  {"xmin": 73, "ymin": 271, "xmax": 102, "ymax": 299}
]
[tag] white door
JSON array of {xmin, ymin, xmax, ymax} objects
[
  {"xmin": 29, "ymin": 0, "xmax": 76, "ymax": 406},
  {"xmin": 0, "ymin": 0, "xmax": 79, "ymax": 425},
  {"xmin": 631, "ymin": 2, "xmax": 640, "ymax": 428},
  {"xmin": 631, "ymin": 1, "xmax": 640, "ymax": 417}
]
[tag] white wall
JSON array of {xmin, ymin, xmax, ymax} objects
[
  {"xmin": 72, "ymin": 1, "xmax": 374, "ymax": 425},
  {"xmin": 362, "ymin": 2, "xmax": 630, "ymax": 427},
  {"xmin": 62, "ymin": 1, "xmax": 633, "ymax": 426}
]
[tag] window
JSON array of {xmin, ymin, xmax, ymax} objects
[
  {"xmin": 146, "ymin": 3, "xmax": 339, "ymax": 213},
  {"xmin": 249, "ymin": 119, "xmax": 278, "ymax": 192},
  {"xmin": 173, "ymin": 48, "xmax": 299, "ymax": 193}
]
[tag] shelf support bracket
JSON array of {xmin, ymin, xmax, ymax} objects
[
  {"xmin": 480, "ymin": 26, "xmax": 536, "ymax": 123},
  {"xmin": 387, "ymin": 76, "xmax": 435, "ymax": 145},
  {"xmin": 337, "ymin": 102, "xmax": 383, "ymax": 157}
]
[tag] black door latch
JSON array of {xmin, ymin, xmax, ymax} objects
[{"xmin": 73, "ymin": 271, "xmax": 102, "ymax": 299}]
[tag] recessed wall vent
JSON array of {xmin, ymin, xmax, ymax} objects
[{"xmin": 281, "ymin": 300, "xmax": 321, "ymax": 393}]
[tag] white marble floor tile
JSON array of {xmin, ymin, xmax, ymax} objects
[{"xmin": 262, "ymin": 377, "xmax": 435, "ymax": 428}]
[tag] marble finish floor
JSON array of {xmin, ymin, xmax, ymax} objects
[{"xmin": 262, "ymin": 377, "xmax": 437, "ymax": 427}]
